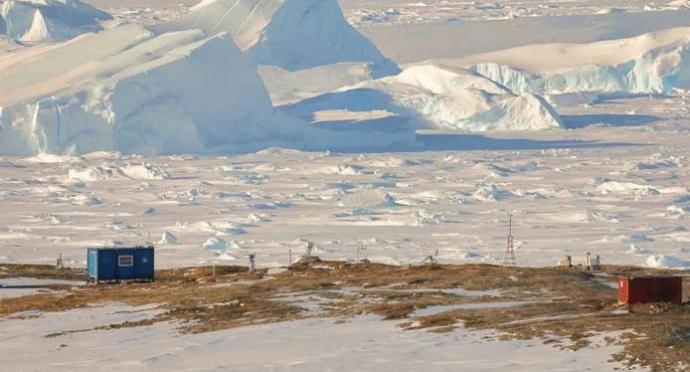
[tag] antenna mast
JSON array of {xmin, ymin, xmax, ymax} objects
[{"xmin": 503, "ymin": 213, "xmax": 517, "ymax": 268}]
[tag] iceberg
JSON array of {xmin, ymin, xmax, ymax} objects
[
  {"xmin": 284, "ymin": 64, "xmax": 563, "ymax": 132},
  {"xmin": 461, "ymin": 27, "xmax": 690, "ymax": 96},
  {"xmin": 164, "ymin": 0, "xmax": 400, "ymax": 77},
  {"xmin": 0, "ymin": 0, "xmax": 111, "ymax": 43}
]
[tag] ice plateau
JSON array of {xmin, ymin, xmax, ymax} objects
[
  {"xmin": 0, "ymin": 0, "xmax": 111, "ymax": 43},
  {"xmin": 163, "ymin": 0, "xmax": 400, "ymax": 77}
]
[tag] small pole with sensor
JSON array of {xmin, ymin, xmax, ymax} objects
[{"xmin": 249, "ymin": 254, "xmax": 256, "ymax": 273}]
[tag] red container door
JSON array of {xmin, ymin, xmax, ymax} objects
[{"xmin": 618, "ymin": 277, "xmax": 630, "ymax": 304}]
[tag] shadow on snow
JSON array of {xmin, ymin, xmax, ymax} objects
[{"xmin": 560, "ymin": 114, "xmax": 661, "ymax": 129}]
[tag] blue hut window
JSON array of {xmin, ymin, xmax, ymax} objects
[{"xmin": 118, "ymin": 255, "xmax": 134, "ymax": 267}]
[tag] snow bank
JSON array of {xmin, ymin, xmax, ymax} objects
[
  {"xmin": 286, "ymin": 64, "xmax": 563, "ymax": 132},
  {"xmin": 463, "ymin": 27, "xmax": 690, "ymax": 95},
  {"xmin": 165, "ymin": 0, "xmax": 399, "ymax": 77},
  {"xmin": 0, "ymin": 0, "xmax": 111, "ymax": 43}
]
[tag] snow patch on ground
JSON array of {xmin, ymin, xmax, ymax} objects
[
  {"xmin": 0, "ymin": 307, "xmax": 638, "ymax": 371},
  {"xmin": 0, "ymin": 277, "xmax": 84, "ymax": 299}
]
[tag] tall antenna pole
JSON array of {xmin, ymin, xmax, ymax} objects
[{"xmin": 503, "ymin": 213, "xmax": 517, "ymax": 268}]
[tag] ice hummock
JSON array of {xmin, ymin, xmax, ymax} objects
[{"xmin": 158, "ymin": 231, "xmax": 180, "ymax": 245}]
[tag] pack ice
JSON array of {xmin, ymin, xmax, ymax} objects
[
  {"xmin": 164, "ymin": 0, "xmax": 400, "ymax": 77},
  {"xmin": 0, "ymin": 0, "xmax": 111, "ymax": 43},
  {"xmin": 458, "ymin": 27, "xmax": 690, "ymax": 96}
]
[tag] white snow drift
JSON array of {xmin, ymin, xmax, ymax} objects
[
  {"xmin": 455, "ymin": 27, "xmax": 690, "ymax": 96},
  {"xmin": 165, "ymin": 0, "xmax": 399, "ymax": 77},
  {"xmin": 0, "ymin": 0, "xmax": 111, "ymax": 43}
]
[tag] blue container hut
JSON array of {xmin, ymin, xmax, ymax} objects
[{"xmin": 87, "ymin": 246, "xmax": 155, "ymax": 283}]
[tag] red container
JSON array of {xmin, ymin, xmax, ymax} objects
[{"xmin": 618, "ymin": 276, "xmax": 683, "ymax": 305}]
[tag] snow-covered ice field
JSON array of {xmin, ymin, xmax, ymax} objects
[
  {"xmin": 341, "ymin": 0, "xmax": 690, "ymax": 25},
  {"xmin": 86, "ymin": 0, "xmax": 690, "ymax": 27},
  {"xmin": 3, "ymin": 108, "xmax": 690, "ymax": 271}
]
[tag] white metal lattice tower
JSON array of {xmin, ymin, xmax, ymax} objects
[{"xmin": 503, "ymin": 213, "xmax": 517, "ymax": 268}]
